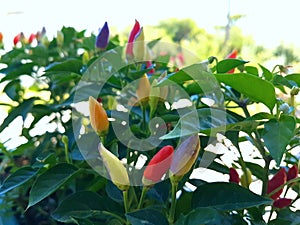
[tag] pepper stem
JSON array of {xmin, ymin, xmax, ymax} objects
[
  {"xmin": 137, "ymin": 186, "xmax": 149, "ymax": 209},
  {"xmin": 168, "ymin": 177, "xmax": 179, "ymax": 224}
]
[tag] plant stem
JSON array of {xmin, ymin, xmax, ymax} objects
[
  {"xmin": 137, "ymin": 186, "xmax": 149, "ymax": 209},
  {"xmin": 141, "ymin": 104, "xmax": 148, "ymax": 132},
  {"xmin": 100, "ymin": 135, "xmax": 106, "ymax": 146},
  {"xmin": 123, "ymin": 190, "xmax": 129, "ymax": 214},
  {"xmin": 64, "ymin": 145, "xmax": 70, "ymax": 164},
  {"xmin": 241, "ymin": 105, "xmax": 270, "ymax": 195},
  {"xmin": 169, "ymin": 179, "xmax": 178, "ymax": 224},
  {"xmin": 267, "ymin": 208, "xmax": 274, "ymax": 223},
  {"xmin": 291, "ymin": 94, "xmax": 295, "ymax": 116},
  {"xmin": 62, "ymin": 135, "xmax": 71, "ymax": 164}
]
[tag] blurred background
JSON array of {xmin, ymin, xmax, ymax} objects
[{"xmin": 1, "ymin": 0, "xmax": 300, "ymax": 69}]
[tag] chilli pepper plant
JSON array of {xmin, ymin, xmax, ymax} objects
[{"xmin": 0, "ymin": 20, "xmax": 300, "ymax": 225}]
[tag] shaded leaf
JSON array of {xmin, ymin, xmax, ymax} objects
[
  {"xmin": 0, "ymin": 97, "xmax": 37, "ymax": 133},
  {"xmin": 192, "ymin": 182, "xmax": 272, "ymax": 210},
  {"xmin": 45, "ymin": 58, "xmax": 83, "ymax": 74},
  {"xmin": 52, "ymin": 191, "xmax": 108, "ymax": 223},
  {"xmin": 174, "ymin": 207, "xmax": 222, "ymax": 225},
  {"xmin": 28, "ymin": 163, "xmax": 79, "ymax": 208},
  {"xmin": 0, "ymin": 167, "xmax": 38, "ymax": 195},
  {"xmin": 126, "ymin": 209, "xmax": 169, "ymax": 225},
  {"xmin": 262, "ymin": 115, "xmax": 296, "ymax": 165}
]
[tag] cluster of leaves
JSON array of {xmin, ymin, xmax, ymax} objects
[{"xmin": 0, "ymin": 23, "xmax": 299, "ymax": 225}]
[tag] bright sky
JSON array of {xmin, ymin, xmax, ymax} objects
[{"xmin": 0, "ymin": 0, "xmax": 300, "ymax": 48}]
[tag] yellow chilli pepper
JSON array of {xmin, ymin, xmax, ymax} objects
[
  {"xmin": 89, "ymin": 96, "xmax": 109, "ymax": 136},
  {"xmin": 56, "ymin": 30, "xmax": 64, "ymax": 47},
  {"xmin": 98, "ymin": 143, "xmax": 130, "ymax": 191},
  {"xmin": 136, "ymin": 74, "xmax": 151, "ymax": 104},
  {"xmin": 240, "ymin": 168, "xmax": 252, "ymax": 188},
  {"xmin": 133, "ymin": 27, "xmax": 145, "ymax": 61}
]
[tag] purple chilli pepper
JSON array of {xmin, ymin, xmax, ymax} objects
[{"xmin": 96, "ymin": 22, "xmax": 109, "ymax": 49}]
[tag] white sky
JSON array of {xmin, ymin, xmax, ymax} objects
[{"xmin": 0, "ymin": 0, "xmax": 300, "ymax": 48}]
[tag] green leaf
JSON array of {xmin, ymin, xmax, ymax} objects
[
  {"xmin": 157, "ymin": 63, "xmax": 207, "ymax": 85},
  {"xmin": 273, "ymin": 75, "xmax": 295, "ymax": 89},
  {"xmin": 28, "ymin": 163, "xmax": 79, "ymax": 208},
  {"xmin": 147, "ymin": 38, "xmax": 161, "ymax": 49},
  {"xmin": 174, "ymin": 207, "xmax": 222, "ymax": 225},
  {"xmin": 45, "ymin": 58, "xmax": 83, "ymax": 74},
  {"xmin": 245, "ymin": 66, "xmax": 259, "ymax": 76},
  {"xmin": 0, "ymin": 97, "xmax": 37, "ymax": 133},
  {"xmin": 160, "ymin": 108, "xmax": 242, "ymax": 139},
  {"xmin": 259, "ymin": 64, "xmax": 273, "ymax": 81},
  {"xmin": 52, "ymin": 191, "xmax": 108, "ymax": 223},
  {"xmin": 216, "ymin": 59, "xmax": 248, "ymax": 73},
  {"xmin": 285, "ymin": 73, "xmax": 300, "ymax": 87},
  {"xmin": 0, "ymin": 167, "xmax": 38, "ymax": 195},
  {"xmin": 126, "ymin": 209, "xmax": 169, "ymax": 225},
  {"xmin": 192, "ymin": 182, "xmax": 272, "ymax": 210},
  {"xmin": 3, "ymin": 79, "xmax": 22, "ymax": 101},
  {"xmin": 262, "ymin": 115, "xmax": 296, "ymax": 165},
  {"xmin": 0, "ymin": 62, "xmax": 35, "ymax": 82},
  {"xmin": 215, "ymin": 73, "xmax": 276, "ymax": 110},
  {"xmin": 275, "ymin": 208, "xmax": 300, "ymax": 225}
]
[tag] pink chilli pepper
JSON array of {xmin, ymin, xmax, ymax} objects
[
  {"xmin": 126, "ymin": 19, "xmax": 140, "ymax": 58},
  {"xmin": 143, "ymin": 145, "xmax": 174, "ymax": 185}
]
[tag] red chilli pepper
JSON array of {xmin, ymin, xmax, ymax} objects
[
  {"xmin": 229, "ymin": 168, "xmax": 240, "ymax": 184},
  {"xmin": 13, "ymin": 33, "xmax": 21, "ymax": 46},
  {"xmin": 0, "ymin": 32, "xmax": 3, "ymax": 43},
  {"xmin": 28, "ymin": 33, "xmax": 36, "ymax": 44},
  {"xmin": 287, "ymin": 164, "xmax": 298, "ymax": 182},
  {"xmin": 143, "ymin": 145, "xmax": 174, "ymax": 184},
  {"xmin": 273, "ymin": 198, "xmax": 292, "ymax": 209},
  {"xmin": 126, "ymin": 19, "xmax": 140, "ymax": 57},
  {"xmin": 267, "ymin": 168, "xmax": 287, "ymax": 200},
  {"xmin": 225, "ymin": 49, "xmax": 238, "ymax": 73}
]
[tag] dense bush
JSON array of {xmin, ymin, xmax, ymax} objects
[{"xmin": 0, "ymin": 20, "xmax": 299, "ymax": 225}]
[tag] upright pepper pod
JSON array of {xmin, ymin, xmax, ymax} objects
[
  {"xmin": 13, "ymin": 33, "xmax": 21, "ymax": 46},
  {"xmin": 136, "ymin": 74, "xmax": 151, "ymax": 104},
  {"xmin": 142, "ymin": 145, "xmax": 174, "ymax": 186},
  {"xmin": 240, "ymin": 168, "xmax": 252, "ymax": 188},
  {"xmin": 56, "ymin": 30, "xmax": 64, "ymax": 47},
  {"xmin": 96, "ymin": 22, "xmax": 110, "ymax": 49},
  {"xmin": 28, "ymin": 33, "xmax": 36, "ymax": 44},
  {"xmin": 133, "ymin": 27, "xmax": 146, "ymax": 61},
  {"xmin": 229, "ymin": 167, "xmax": 240, "ymax": 184},
  {"xmin": 89, "ymin": 96, "xmax": 109, "ymax": 136},
  {"xmin": 170, "ymin": 135, "xmax": 200, "ymax": 181},
  {"xmin": 99, "ymin": 143, "xmax": 130, "ymax": 191},
  {"xmin": 126, "ymin": 19, "xmax": 140, "ymax": 58}
]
